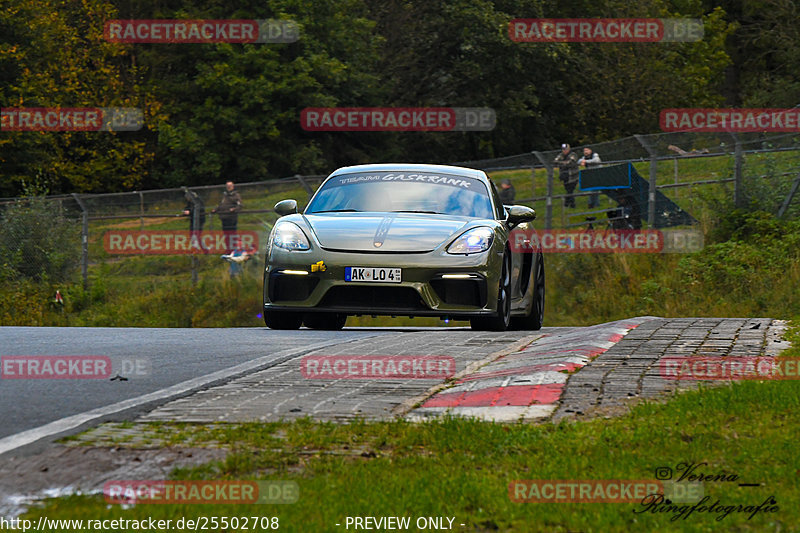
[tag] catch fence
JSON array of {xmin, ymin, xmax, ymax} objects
[{"xmin": 1, "ymin": 130, "xmax": 799, "ymax": 289}]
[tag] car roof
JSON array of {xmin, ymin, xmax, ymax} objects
[{"xmin": 328, "ymin": 163, "xmax": 487, "ymax": 181}]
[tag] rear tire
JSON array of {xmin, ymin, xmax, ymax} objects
[
  {"xmin": 303, "ymin": 313, "xmax": 347, "ymax": 330},
  {"xmin": 470, "ymin": 250, "xmax": 511, "ymax": 331},
  {"xmin": 263, "ymin": 310, "xmax": 303, "ymax": 330},
  {"xmin": 510, "ymin": 253, "xmax": 544, "ymax": 330}
]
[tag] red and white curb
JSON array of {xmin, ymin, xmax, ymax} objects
[{"xmin": 406, "ymin": 319, "xmax": 648, "ymax": 423}]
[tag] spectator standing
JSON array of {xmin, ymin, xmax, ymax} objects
[
  {"xmin": 578, "ymin": 146, "xmax": 602, "ymax": 209},
  {"xmin": 554, "ymin": 143, "xmax": 579, "ymax": 208},
  {"xmin": 212, "ymin": 180, "xmax": 243, "ymax": 249},
  {"xmin": 212, "ymin": 181, "xmax": 243, "ymax": 230},
  {"xmin": 498, "ymin": 179, "xmax": 516, "ymax": 204}
]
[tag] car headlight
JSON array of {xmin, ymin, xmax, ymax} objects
[
  {"xmin": 447, "ymin": 227, "xmax": 494, "ymax": 254},
  {"xmin": 272, "ymin": 222, "xmax": 311, "ymax": 251}
]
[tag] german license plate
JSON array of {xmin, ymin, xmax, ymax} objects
[{"xmin": 345, "ymin": 267, "xmax": 402, "ymax": 283}]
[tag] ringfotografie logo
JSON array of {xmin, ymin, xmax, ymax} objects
[{"xmin": 639, "ymin": 462, "xmax": 777, "ymax": 522}]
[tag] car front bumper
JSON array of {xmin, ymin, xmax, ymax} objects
[{"xmin": 263, "ymin": 246, "xmax": 504, "ymax": 318}]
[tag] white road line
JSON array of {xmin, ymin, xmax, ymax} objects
[{"xmin": 0, "ymin": 337, "xmax": 374, "ymax": 457}]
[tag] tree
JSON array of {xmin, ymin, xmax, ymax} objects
[
  {"xmin": 542, "ymin": 0, "xmax": 735, "ymax": 143},
  {"xmin": 709, "ymin": 0, "xmax": 800, "ymax": 107},
  {"xmin": 0, "ymin": 0, "xmax": 161, "ymax": 196},
  {"xmin": 124, "ymin": 0, "xmax": 386, "ymax": 187},
  {"xmin": 2, "ymin": 0, "xmax": 744, "ymax": 194}
]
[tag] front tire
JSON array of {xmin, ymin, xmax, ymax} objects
[
  {"xmin": 470, "ymin": 250, "xmax": 512, "ymax": 331},
  {"xmin": 511, "ymin": 253, "xmax": 544, "ymax": 330},
  {"xmin": 263, "ymin": 310, "xmax": 303, "ymax": 330}
]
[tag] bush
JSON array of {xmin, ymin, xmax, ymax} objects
[{"xmin": 0, "ymin": 195, "xmax": 81, "ymax": 282}]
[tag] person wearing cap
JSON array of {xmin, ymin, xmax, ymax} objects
[
  {"xmin": 554, "ymin": 143, "xmax": 579, "ymax": 208},
  {"xmin": 498, "ymin": 178, "xmax": 516, "ymax": 204},
  {"xmin": 578, "ymin": 146, "xmax": 602, "ymax": 209}
]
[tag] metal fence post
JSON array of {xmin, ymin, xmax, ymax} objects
[
  {"xmin": 777, "ymin": 172, "xmax": 800, "ymax": 219},
  {"xmin": 191, "ymin": 206, "xmax": 199, "ymax": 287},
  {"xmin": 532, "ymin": 151, "xmax": 554, "ymax": 229},
  {"xmin": 731, "ymin": 133, "xmax": 743, "ymax": 208},
  {"xmin": 634, "ymin": 135, "xmax": 657, "ymax": 227},
  {"xmin": 138, "ymin": 190, "xmax": 145, "ymax": 230},
  {"xmin": 184, "ymin": 187, "xmax": 200, "ymax": 286},
  {"xmin": 295, "ymin": 174, "xmax": 314, "ymax": 202},
  {"xmin": 674, "ymin": 158, "xmax": 679, "ymax": 185},
  {"xmin": 71, "ymin": 193, "xmax": 89, "ymax": 290}
]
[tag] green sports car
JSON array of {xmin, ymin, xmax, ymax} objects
[{"xmin": 262, "ymin": 163, "xmax": 544, "ymax": 331}]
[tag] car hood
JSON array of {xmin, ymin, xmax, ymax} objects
[{"xmin": 303, "ymin": 212, "xmax": 472, "ymax": 252}]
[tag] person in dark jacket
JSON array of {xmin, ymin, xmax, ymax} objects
[
  {"xmin": 212, "ymin": 181, "xmax": 243, "ymax": 250},
  {"xmin": 212, "ymin": 181, "xmax": 243, "ymax": 230},
  {"xmin": 498, "ymin": 179, "xmax": 516, "ymax": 204},
  {"xmin": 554, "ymin": 143, "xmax": 579, "ymax": 208}
]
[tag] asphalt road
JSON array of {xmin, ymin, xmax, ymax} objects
[{"xmin": 0, "ymin": 327, "xmax": 394, "ymax": 441}]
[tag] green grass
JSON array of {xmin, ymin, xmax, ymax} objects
[{"xmin": 29, "ymin": 336, "xmax": 800, "ymax": 531}]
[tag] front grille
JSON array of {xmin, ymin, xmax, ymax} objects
[
  {"xmin": 269, "ymin": 273, "xmax": 320, "ymax": 302},
  {"xmin": 430, "ymin": 278, "xmax": 487, "ymax": 307},
  {"xmin": 319, "ymin": 286, "xmax": 427, "ymax": 311}
]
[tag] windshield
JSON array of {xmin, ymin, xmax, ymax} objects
[{"xmin": 306, "ymin": 172, "xmax": 494, "ymax": 218}]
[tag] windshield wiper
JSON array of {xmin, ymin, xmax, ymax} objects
[
  {"xmin": 309, "ymin": 209, "xmax": 359, "ymax": 213},
  {"xmin": 391, "ymin": 210, "xmax": 443, "ymax": 214}
]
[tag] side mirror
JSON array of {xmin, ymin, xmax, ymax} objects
[
  {"xmin": 506, "ymin": 205, "xmax": 536, "ymax": 226},
  {"xmin": 274, "ymin": 199, "xmax": 298, "ymax": 216}
]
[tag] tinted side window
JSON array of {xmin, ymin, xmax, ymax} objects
[{"xmin": 489, "ymin": 181, "xmax": 506, "ymax": 220}]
